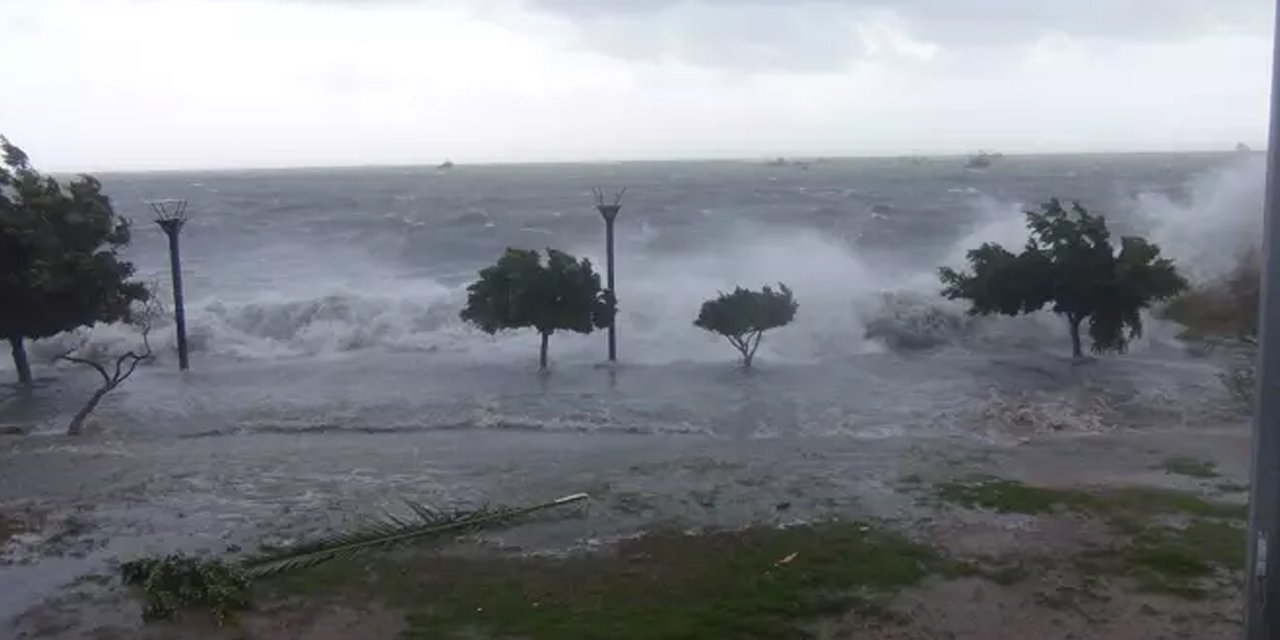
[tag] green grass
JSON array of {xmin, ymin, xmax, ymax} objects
[
  {"xmin": 935, "ymin": 476, "xmax": 1247, "ymax": 600},
  {"xmin": 934, "ymin": 477, "xmax": 1070, "ymax": 514},
  {"xmin": 1078, "ymin": 519, "xmax": 1245, "ymax": 599},
  {"xmin": 934, "ymin": 476, "xmax": 1246, "ymax": 521},
  {"xmin": 1158, "ymin": 457, "xmax": 1220, "ymax": 479},
  {"xmin": 267, "ymin": 522, "xmax": 964, "ymax": 640}
]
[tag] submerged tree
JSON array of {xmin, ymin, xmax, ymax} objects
[
  {"xmin": 1162, "ymin": 247, "xmax": 1259, "ymax": 344},
  {"xmin": 57, "ymin": 291, "xmax": 161, "ymax": 435},
  {"xmin": 940, "ymin": 199, "xmax": 1187, "ymax": 358},
  {"xmin": 694, "ymin": 284, "xmax": 798, "ymax": 368},
  {"xmin": 460, "ymin": 248, "xmax": 615, "ymax": 370},
  {"xmin": 0, "ymin": 136, "xmax": 148, "ymax": 385},
  {"xmin": 1161, "ymin": 248, "xmax": 1260, "ymax": 409}
]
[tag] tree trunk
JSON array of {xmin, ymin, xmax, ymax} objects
[
  {"xmin": 8, "ymin": 335, "xmax": 31, "ymax": 386},
  {"xmin": 1068, "ymin": 315, "xmax": 1084, "ymax": 359},
  {"xmin": 67, "ymin": 385, "xmax": 110, "ymax": 435},
  {"xmin": 539, "ymin": 332, "xmax": 550, "ymax": 370},
  {"xmin": 742, "ymin": 352, "xmax": 754, "ymax": 369}
]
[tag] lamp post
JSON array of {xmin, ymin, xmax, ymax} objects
[
  {"xmin": 148, "ymin": 199, "xmax": 190, "ymax": 371},
  {"xmin": 1246, "ymin": 1, "xmax": 1280, "ymax": 636},
  {"xmin": 593, "ymin": 187, "xmax": 626, "ymax": 362}
]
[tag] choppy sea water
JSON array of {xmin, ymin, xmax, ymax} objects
[{"xmin": 0, "ymin": 153, "xmax": 1265, "ymax": 438}]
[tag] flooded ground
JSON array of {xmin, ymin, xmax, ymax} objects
[{"xmin": 1, "ymin": 403, "xmax": 1250, "ymax": 638}]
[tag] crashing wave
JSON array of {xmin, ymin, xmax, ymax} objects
[{"xmin": 862, "ymin": 291, "xmax": 972, "ymax": 350}]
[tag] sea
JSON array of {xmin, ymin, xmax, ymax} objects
[{"xmin": 0, "ymin": 153, "xmax": 1265, "ymax": 439}]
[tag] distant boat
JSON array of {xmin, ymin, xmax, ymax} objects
[
  {"xmin": 766, "ymin": 157, "xmax": 810, "ymax": 169},
  {"xmin": 1236, "ymin": 142, "xmax": 1253, "ymax": 154},
  {"xmin": 438, "ymin": 160, "xmax": 455, "ymax": 170},
  {"xmin": 965, "ymin": 151, "xmax": 1003, "ymax": 169}
]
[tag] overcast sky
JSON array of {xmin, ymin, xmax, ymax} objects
[{"xmin": 0, "ymin": 0, "xmax": 1273, "ymax": 171}]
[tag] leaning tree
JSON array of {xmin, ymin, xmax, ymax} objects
[
  {"xmin": 940, "ymin": 199, "xmax": 1187, "ymax": 359},
  {"xmin": 57, "ymin": 291, "xmax": 162, "ymax": 435},
  {"xmin": 694, "ymin": 284, "xmax": 798, "ymax": 368},
  {"xmin": 0, "ymin": 136, "xmax": 148, "ymax": 385},
  {"xmin": 460, "ymin": 248, "xmax": 615, "ymax": 370}
]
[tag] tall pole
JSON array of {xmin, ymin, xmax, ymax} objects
[
  {"xmin": 598, "ymin": 204, "xmax": 620, "ymax": 362},
  {"xmin": 150, "ymin": 199, "xmax": 190, "ymax": 372},
  {"xmin": 593, "ymin": 187, "xmax": 625, "ymax": 363},
  {"xmin": 161, "ymin": 224, "xmax": 189, "ymax": 371},
  {"xmin": 1246, "ymin": 2, "xmax": 1280, "ymax": 636}
]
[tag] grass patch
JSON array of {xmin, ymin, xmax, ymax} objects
[
  {"xmin": 1078, "ymin": 519, "xmax": 1245, "ymax": 599},
  {"xmin": 934, "ymin": 477, "xmax": 1069, "ymax": 514},
  {"xmin": 934, "ymin": 476, "xmax": 1245, "ymax": 521},
  {"xmin": 267, "ymin": 522, "xmax": 962, "ymax": 639},
  {"xmin": 1158, "ymin": 457, "xmax": 1220, "ymax": 479},
  {"xmin": 936, "ymin": 476, "xmax": 1246, "ymax": 600}
]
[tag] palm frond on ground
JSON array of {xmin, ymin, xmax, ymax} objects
[
  {"xmin": 241, "ymin": 493, "xmax": 588, "ymax": 579},
  {"xmin": 120, "ymin": 493, "xmax": 589, "ymax": 623}
]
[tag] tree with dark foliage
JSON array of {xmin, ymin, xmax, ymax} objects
[
  {"xmin": 0, "ymin": 136, "xmax": 148, "ymax": 384},
  {"xmin": 940, "ymin": 199, "xmax": 1186, "ymax": 358},
  {"xmin": 694, "ymin": 284, "xmax": 797, "ymax": 368},
  {"xmin": 460, "ymin": 248, "xmax": 615, "ymax": 370}
]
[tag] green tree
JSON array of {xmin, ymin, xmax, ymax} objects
[
  {"xmin": 940, "ymin": 199, "xmax": 1187, "ymax": 358},
  {"xmin": 460, "ymin": 248, "xmax": 615, "ymax": 370},
  {"xmin": 694, "ymin": 284, "xmax": 798, "ymax": 368},
  {"xmin": 0, "ymin": 136, "xmax": 148, "ymax": 385}
]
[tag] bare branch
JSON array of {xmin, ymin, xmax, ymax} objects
[
  {"xmin": 60, "ymin": 283, "xmax": 160, "ymax": 435},
  {"xmin": 58, "ymin": 354, "xmax": 110, "ymax": 384},
  {"xmin": 118, "ymin": 353, "xmax": 148, "ymax": 382},
  {"xmin": 613, "ymin": 187, "xmax": 626, "ymax": 207}
]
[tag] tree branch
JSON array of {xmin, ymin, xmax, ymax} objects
[
  {"xmin": 115, "ymin": 351, "xmax": 150, "ymax": 382},
  {"xmin": 58, "ymin": 354, "xmax": 109, "ymax": 384},
  {"xmin": 747, "ymin": 330, "xmax": 764, "ymax": 359}
]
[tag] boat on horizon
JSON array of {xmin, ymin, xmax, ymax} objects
[
  {"xmin": 965, "ymin": 151, "xmax": 1003, "ymax": 169},
  {"xmin": 438, "ymin": 159, "xmax": 455, "ymax": 170}
]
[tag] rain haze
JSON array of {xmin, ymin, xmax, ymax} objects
[{"xmin": 0, "ymin": 0, "xmax": 1273, "ymax": 170}]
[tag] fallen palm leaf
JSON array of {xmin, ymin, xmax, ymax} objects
[
  {"xmin": 242, "ymin": 492, "xmax": 588, "ymax": 578},
  {"xmin": 120, "ymin": 493, "xmax": 589, "ymax": 623}
]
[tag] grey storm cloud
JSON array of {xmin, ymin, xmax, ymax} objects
[{"xmin": 530, "ymin": 0, "xmax": 1270, "ymax": 70}]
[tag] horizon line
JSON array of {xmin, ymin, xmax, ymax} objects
[{"xmin": 55, "ymin": 145, "xmax": 1260, "ymax": 176}]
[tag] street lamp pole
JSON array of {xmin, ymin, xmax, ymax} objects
[
  {"xmin": 148, "ymin": 199, "xmax": 191, "ymax": 371},
  {"xmin": 1246, "ymin": 1, "xmax": 1280, "ymax": 636},
  {"xmin": 593, "ymin": 187, "xmax": 626, "ymax": 362}
]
